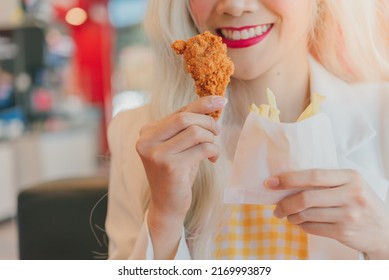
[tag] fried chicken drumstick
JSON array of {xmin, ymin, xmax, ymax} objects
[{"xmin": 172, "ymin": 31, "xmax": 234, "ymax": 119}]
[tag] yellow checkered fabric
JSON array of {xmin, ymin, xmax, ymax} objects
[{"xmin": 213, "ymin": 204, "xmax": 307, "ymax": 259}]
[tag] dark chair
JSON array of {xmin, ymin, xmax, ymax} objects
[{"xmin": 17, "ymin": 177, "xmax": 109, "ymax": 260}]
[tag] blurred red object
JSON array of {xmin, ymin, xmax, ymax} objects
[
  {"xmin": 53, "ymin": 0, "xmax": 114, "ymax": 152},
  {"xmin": 32, "ymin": 87, "xmax": 53, "ymax": 112}
]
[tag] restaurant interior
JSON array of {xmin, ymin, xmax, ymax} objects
[{"xmin": 0, "ymin": 0, "xmax": 152, "ymax": 260}]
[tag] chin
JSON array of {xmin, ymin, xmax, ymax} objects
[
  {"xmin": 232, "ymin": 67, "xmax": 266, "ymax": 81},
  {"xmin": 230, "ymin": 56, "xmax": 270, "ymax": 81}
]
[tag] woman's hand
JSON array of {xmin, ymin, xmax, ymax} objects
[
  {"xmin": 266, "ymin": 169, "xmax": 389, "ymax": 259},
  {"xmin": 137, "ymin": 95, "xmax": 226, "ymax": 215},
  {"xmin": 136, "ymin": 95, "xmax": 226, "ymax": 259}
]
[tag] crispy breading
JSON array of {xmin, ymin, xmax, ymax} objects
[{"xmin": 172, "ymin": 31, "xmax": 234, "ymax": 119}]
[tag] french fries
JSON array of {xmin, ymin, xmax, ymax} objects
[
  {"xmin": 249, "ymin": 103, "xmax": 260, "ymax": 114},
  {"xmin": 259, "ymin": 104, "xmax": 271, "ymax": 119},
  {"xmin": 296, "ymin": 93, "xmax": 326, "ymax": 122},
  {"xmin": 250, "ymin": 103, "xmax": 271, "ymax": 118},
  {"xmin": 249, "ymin": 88, "xmax": 325, "ymax": 122},
  {"xmin": 266, "ymin": 88, "xmax": 280, "ymax": 122}
]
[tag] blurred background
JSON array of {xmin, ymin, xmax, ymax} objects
[{"xmin": 0, "ymin": 0, "xmax": 153, "ymax": 259}]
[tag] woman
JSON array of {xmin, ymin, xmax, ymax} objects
[{"xmin": 106, "ymin": 0, "xmax": 389, "ymax": 260}]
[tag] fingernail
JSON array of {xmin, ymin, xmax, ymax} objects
[
  {"xmin": 211, "ymin": 96, "xmax": 228, "ymax": 107},
  {"xmin": 215, "ymin": 123, "xmax": 222, "ymax": 135},
  {"xmin": 265, "ymin": 177, "xmax": 280, "ymax": 189},
  {"xmin": 273, "ymin": 207, "xmax": 282, "ymax": 218}
]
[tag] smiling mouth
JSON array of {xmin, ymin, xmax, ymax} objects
[{"xmin": 217, "ymin": 24, "xmax": 273, "ymax": 41}]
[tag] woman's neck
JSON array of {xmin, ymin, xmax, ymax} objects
[{"xmin": 229, "ymin": 51, "xmax": 311, "ymax": 123}]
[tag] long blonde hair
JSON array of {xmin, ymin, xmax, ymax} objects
[
  {"xmin": 143, "ymin": 0, "xmax": 389, "ymax": 259},
  {"xmin": 310, "ymin": 0, "xmax": 389, "ymax": 82}
]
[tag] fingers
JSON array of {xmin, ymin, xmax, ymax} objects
[
  {"xmin": 137, "ymin": 96, "xmax": 227, "ymax": 170},
  {"xmin": 299, "ymin": 222, "xmax": 340, "ymax": 240},
  {"xmin": 279, "ymin": 206, "xmax": 350, "ymax": 243},
  {"xmin": 180, "ymin": 95, "xmax": 228, "ymax": 115},
  {"xmin": 265, "ymin": 169, "xmax": 359, "ymax": 190},
  {"xmin": 148, "ymin": 112, "xmax": 219, "ymax": 143},
  {"xmin": 147, "ymin": 96, "xmax": 227, "ymax": 142},
  {"xmin": 292, "ymin": 221, "xmax": 355, "ymax": 245},
  {"xmin": 274, "ymin": 187, "xmax": 347, "ymax": 218},
  {"xmin": 161, "ymin": 124, "xmax": 216, "ymax": 154},
  {"xmin": 286, "ymin": 207, "xmax": 342, "ymax": 225},
  {"xmin": 178, "ymin": 142, "xmax": 219, "ymax": 164}
]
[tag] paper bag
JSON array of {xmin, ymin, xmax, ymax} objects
[{"xmin": 224, "ymin": 112, "xmax": 338, "ymax": 205}]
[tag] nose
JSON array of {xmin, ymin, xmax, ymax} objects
[{"xmin": 216, "ymin": 0, "xmax": 259, "ymax": 17}]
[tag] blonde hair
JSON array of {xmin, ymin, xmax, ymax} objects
[
  {"xmin": 143, "ymin": 0, "xmax": 223, "ymax": 259},
  {"xmin": 310, "ymin": 0, "xmax": 389, "ymax": 82},
  {"xmin": 143, "ymin": 0, "xmax": 389, "ymax": 259}
]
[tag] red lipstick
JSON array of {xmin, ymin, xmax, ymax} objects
[{"xmin": 218, "ymin": 24, "xmax": 273, "ymax": 49}]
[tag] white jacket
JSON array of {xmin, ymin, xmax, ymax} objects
[{"xmin": 106, "ymin": 58, "xmax": 389, "ymax": 260}]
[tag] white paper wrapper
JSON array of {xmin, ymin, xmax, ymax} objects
[{"xmin": 224, "ymin": 112, "xmax": 338, "ymax": 205}]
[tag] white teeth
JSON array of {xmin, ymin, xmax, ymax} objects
[
  {"xmin": 241, "ymin": 29, "xmax": 249, "ymax": 40},
  {"xmin": 255, "ymin": 26, "xmax": 263, "ymax": 34},
  {"xmin": 248, "ymin": 28, "xmax": 255, "ymax": 38},
  {"xmin": 232, "ymin": 30, "xmax": 240, "ymax": 40},
  {"xmin": 221, "ymin": 24, "xmax": 272, "ymax": 41}
]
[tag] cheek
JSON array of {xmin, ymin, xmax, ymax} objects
[
  {"xmin": 189, "ymin": 0, "xmax": 214, "ymax": 30},
  {"xmin": 262, "ymin": 0, "xmax": 313, "ymax": 22},
  {"xmin": 261, "ymin": 0, "xmax": 292, "ymax": 15},
  {"xmin": 264, "ymin": 0, "xmax": 313, "ymax": 38}
]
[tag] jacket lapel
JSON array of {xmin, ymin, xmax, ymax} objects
[
  {"xmin": 307, "ymin": 58, "xmax": 389, "ymax": 259},
  {"xmin": 309, "ymin": 58, "xmax": 388, "ymax": 200},
  {"xmin": 309, "ymin": 58, "xmax": 376, "ymax": 157}
]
